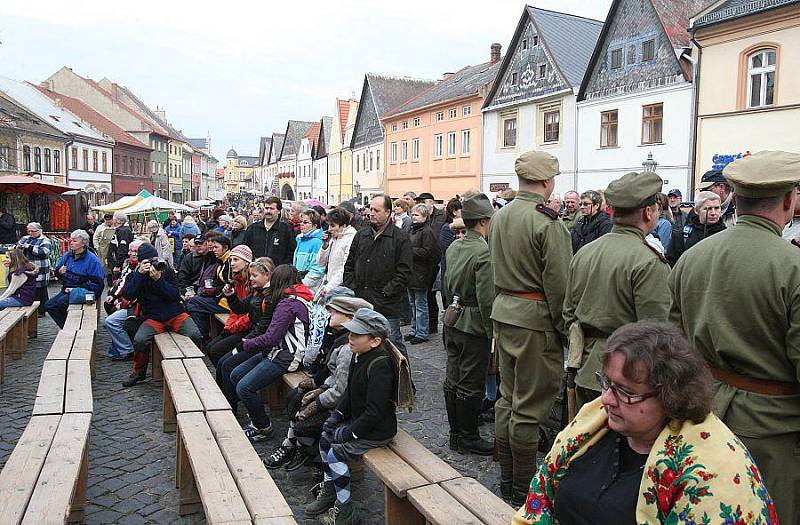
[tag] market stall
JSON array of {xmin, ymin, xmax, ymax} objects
[{"xmin": 94, "ymin": 190, "xmax": 193, "ymax": 234}]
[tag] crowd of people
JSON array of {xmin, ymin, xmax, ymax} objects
[{"xmin": 0, "ymin": 147, "xmax": 797, "ymax": 525}]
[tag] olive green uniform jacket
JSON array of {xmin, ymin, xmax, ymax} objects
[
  {"xmin": 489, "ymin": 190, "xmax": 571, "ymax": 337},
  {"xmin": 563, "ymin": 224, "xmax": 671, "ymax": 392},
  {"xmin": 669, "ymin": 214, "xmax": 800, "ymax": 523},
  {"xmin": 443, "ymin": 230, "xmax": 493, "ymax": 338},
  {"xmin": 561, "ymin": 209, "xmax": 581, "ymax": 231}
]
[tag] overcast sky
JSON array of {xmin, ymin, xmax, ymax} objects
[{"xmin": 1, "ymin": 0, "xmax": 611, "ymax": 159}]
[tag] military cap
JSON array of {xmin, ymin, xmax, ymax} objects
[
  {"xmin": 461, "ymin": 193, "xmax": 495, "ymax": 220},
  {"xmin": 699, "ymin": 169, "xmax": 726, "ymax": 190},
  {"xmin": 343, "ymin": 308, "xmax": 390, "ymax": 338},
  {"xmin": 723, "ymin": 150, "xmax": 800, "ymax": 198},
  {"xmin": 327, "ymin": 296, "xmax": 373, "ymax": 317},
  {"xmin": 605, "ymin": 171, "xmax": 663, "ymax": 208},
  {"xmin": 514, "ymin": 151, "xmax": 560, "ymax": 181}
]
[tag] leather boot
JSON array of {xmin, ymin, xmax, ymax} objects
[
  {"xmin": 496, "ymin": 435, "xmax": 514, "ymax": 500},
  {"xmin": 510, "ymin": 444, "xmax": 538, "ymax": 508},
  {"xmin": 444, "ymin": 390, "xmax": 459, "ymax": 450},
  {"xmin": 456, "ymin": 397, "xmax": 494, "ymax": 456}
]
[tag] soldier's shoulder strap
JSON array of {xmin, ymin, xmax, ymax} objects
[
  {"xmin": 644, "ymin": 240, "xmax": 668, "ymax": 263},
  {"xmin": 535, "ymin": 203, "xmax": 559, "ymax": 220}
]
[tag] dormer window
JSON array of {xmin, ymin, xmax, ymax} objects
[
  {"xmin": 610, "ymin": 48, "xmax": 623, "ymax": 70},
  {"xmin": 533, "ymin": 35, "xmax": 539, "ymax": 46},
  {"xmin": 522, "ymin": 39, "xmax": 528, "ymax": 51},
  {"xmin": 642, "ymin": 39, "xmax": 656, "ymax": 62},
  {"xmin": 511, "ymin": 72, "xmax": 519, "ymax": 86}
]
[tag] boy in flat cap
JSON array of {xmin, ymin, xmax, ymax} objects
[
  {"xmin": 563, "ymin": 171, "xmax": 671, "ymax": 411},
  {"xmin": 264, "ymin": 296, "xmax": 373, "ymax": 473},
  {"xmin": 488, "ymin": 150, "xmax": 572, "ymax": 506},
  {"xmin": 306, "ymin": 308, "xmax": 397, "ymax": 524},
  {"xmin": 442, "ymin": 193, "xmax": 495, "ymax": 456},
  {"xmin": 670, "ymin": 150, "xmax": 800, "ymax": 523}
]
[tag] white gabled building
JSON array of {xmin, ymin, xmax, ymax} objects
[
  {"xmin": 312, "ymin": 116, "xmax": 333, "ymax": 203},
  {"xmin": 481, "ymin": 6, "xmax": 603, "ymax": 197}
]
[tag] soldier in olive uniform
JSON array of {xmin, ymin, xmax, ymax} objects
[
  {"xmin": 561, "ymin": 190, "xmax": 581, "ymax": 231},
  {"xmin": 564, "ymin": 171, "xmax": 671, "ymax": 410},
  {"xmin": 489, "ymin": 151, "xmax": 572, "ymax": 506},
  {"xmin": 670, "ymin": 151, "xmax": 800, "ymax": 524},
  {"xmin": 442, "ymin": 193, "xmax": 495, "ymax": 457}
]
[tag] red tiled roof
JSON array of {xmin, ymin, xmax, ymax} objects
[
  {"xmin": 337, "ymin": 99, "xmax": 350, "ymax": 142},
  {"xmin": 304, "ymin": 122, "xmax": 321, "ymax": 150},
  {"xmin": 651, "ymin": 0, "xmax": 714, "ymax": 49},
  {"xmin": 33, "ymin": 84, "xmax": 151, "ymax": 151},
  {"xmin": 83, "ymin": 77, "xmax": 170, "ymax": 137}
]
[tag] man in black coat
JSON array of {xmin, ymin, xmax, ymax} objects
[
  {"xmin": 177, "ymin": 236, "xmax": 214, "ymax": 295},
  {"xmin": 107, "ymin": 212, "xmax": 134, "ymax": 284},
  {"xmin": 343, "ymin": 194, "xmax": 411, "ymax": 357},
  {"xmin": 416, "ymin": 192, "xmax": 446, "ymax": 333},
  {"xmin": 571, "ymin": 190, "xmax": 613, "ymax": 253},
  {"xmin": 243, "ymin": 196, "xmax": 295, "ymax": 265}
]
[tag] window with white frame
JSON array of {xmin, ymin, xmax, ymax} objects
[
  {"xmin": 501, "ymin": 113, "xmax": 517, "ymax": 148},
  {"xmin": 543, "ymin": 107, "xmax": 560, "ymax": 144},
  {"xmin": 436, "ymin": 112, "xmax": 444, "ymax": 122},
  {"xmin": 642, "ymin": 39, "xmax": 656, "ymax": 62},
  {"xmin": 511, "ymin": 72, "xmax": 518, "ymax": 85},
  {"xmin": 539, "ymin": 64, "xmax": 547, "ymax": 79},
  {"xmin": 413, "ymin": 117, "xmax": 420, "ymax": 127},
  {"xmin": 391, "ymin": 142, "xmax": 397, "ymax": 163},
  {"xmin": 463, "ymin": 105, "xmax": 471, "ymax": 116},
  {"xmin": 449, "ymin": 108, "xmax": 457, "ymax": 119},
  {"xmin": 402, "ymin": 120, "xmax": 408, "ymax": 130},
  {"xmin": 434, "ymin": 134, "xmax": 443, "ymax": 158},
  {"xmin": 401, "ymin": 141, "xmax": 408, "ymax": 161},
  {"xmin": 376, "ymin": 149, "xmax": 380, "ymax": 168},
  {"xmin": 412, "ymin": 138, "xmax": 420, "ymax": 160},
  {"xmin": 447, "ymin": 132, "xmax": 456, "ymax": 156},
  {"xmin": 391, "ymin": 123, "xmax": 397, "ymax": 131},
  {"xmin": 610, "ymin": 48, "xmax": 623, "ymax": 70},
  {"xmin": 0, "ymin": 145, "xmax": 8, "ymax": 170},
  {"xmin": 461, "ymin": 130, "xmax": 471, "ymax": 155},
  {"xmin": 747, "ymin": 48, "xmax": 776, "ymax": 108}
]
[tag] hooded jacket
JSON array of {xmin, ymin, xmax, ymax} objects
[{"xmin": 293, "ymin": 228, "xmax": 325, "ymax": 277}]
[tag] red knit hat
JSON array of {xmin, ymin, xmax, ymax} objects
[{"xmin": 230, "ymin": 244, "xmax": 253, "ymax": 263}]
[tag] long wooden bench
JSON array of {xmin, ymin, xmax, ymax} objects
[
  {"xmin": 45, "ymin": 329, "xmax": 96, "ymax": 376},
  {"xmin": 364, "ymin": 429, "xmax": 515, "ymax": 525},
  {"xmin": 152, "ymin": 331, "xmax": 205, "ymax": 380},
  {"xmin": 162, "ymin": 358, "xmax": 230, "ymax": 432},
  {"xmin": 0, "ymin": 309, "xmax": 26, "ymax": 383},
  {"xmin": 64, "ymin": 304, "xmax": 99, "ymax": 331},
  {"xmin": 9, "ymin": 300, "xmax": 40, "ymax": 338}
]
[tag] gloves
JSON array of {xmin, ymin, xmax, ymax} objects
[
  {"xmin": 298, "ymin": 377, "xmax": 317, "ymax": 392},
  {"xmin": 301, "ymin": 388, "xmax": 323, "ymax": 407},
  {"xmin": 322, "ymin": 410, "xmax": 344, "ymax": 434},
  {"xmin": 333, "ymin": 425, "xmax": 354, "ymax": 444},
  {"xmin": 296, "ymin": 400, "xmax": 320, "ymax": 421}
]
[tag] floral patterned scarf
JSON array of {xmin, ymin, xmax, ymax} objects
[{"xmin": 513, "ymin": 398, "xmax": 779, "ymax": 525}]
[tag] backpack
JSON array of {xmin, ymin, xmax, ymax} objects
[{"xmin": 367, "ymin": 341, "xmax": 416, "ymax": 412}]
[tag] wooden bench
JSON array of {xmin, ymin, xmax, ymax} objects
[
  {"xmin": 175, "ymin": 410, "xmax": 297, "ymax": 524},
  {"xmin": 262, "ymin": 369, "xmax": 311, "ymax": 410},
  {"xmin": 32, "ymin": 357, "xmax": 93, "ymax": 416},
  {"xmin": 0, "ymin": 413, "xmax": 92, "ymax": 524},
  {"xmin": 161, "ymin": 358, "xmax": 230, "ymax": 432},
  {"xmin": 209, "ymin": 312, "xmax": 229, "ymax": 340},
  {"xmin": 364, "ymin": 429, "xmax": 514, "ymax": 525},
  {"xmin": 45, "ymin": 329, "xmax": 96, "ymax": 376},
  {"xmin": 64, "ymin": 304, "xmax": 99, "ymax": 332},
  {"xmin": 152, "ymin": 332, "xmax": 204, "ymax": 381},
  {"xmin": 0, "ymin": 309, "xmax": 26, "ymax": 383},
  {"xmin": 9, "ymin": 300, "xmax": 40, "ymax": 338}
]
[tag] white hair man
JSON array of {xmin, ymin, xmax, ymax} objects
[
  {"xmin": 108, "ymin": 212, "xmax": 134, "ymax": 283},
  {"xmin": 16, "ymin": 221, "xmax": 51, "ymax": 314}
]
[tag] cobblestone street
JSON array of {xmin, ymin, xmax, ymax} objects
[{"xmin": 0, "ymin": 289, "xmax": 499, "ymax": 524}]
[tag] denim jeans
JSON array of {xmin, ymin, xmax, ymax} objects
[
  {"xmin": 485, "ymin": 372, "xmax": 498, "ymax": 402},
  {"xmin": 216, "ymin": 349, "xmax": 258, "ymax": 410},
  {"xmin": 387, "ymin": 317, "xmax": 408, "ymax": 359},
  {"xmin": 231, "ymin": 354, "xmax": 288, "ymax": 429},
  {"xmin": 186, "ymin": 294, "xmax": 227, "ymax": 339},
  {"xmin": 104, "ymin": 308, "xmax": 134, "ymax": 357},
  {"xmin": 45, "ymin": 291, "xmax": 70, "ymax": 328},
  {"xmin": 407, "ymin": 288, "xmax": 429, "ymax": 341},
  {"xmin": 0, "ymin": 296, "xmax": 24, "ymax": 309}
]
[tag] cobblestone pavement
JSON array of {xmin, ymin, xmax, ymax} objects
[{"xmin": 0, "ymin": 289, "xmax": 500, "ymax": 524}]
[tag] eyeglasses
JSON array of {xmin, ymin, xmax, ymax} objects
[{"xmin": 595, "ymin": 372, "xmax": 657, "ymax": 405}]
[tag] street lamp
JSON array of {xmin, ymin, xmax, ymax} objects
[
  {"xmin": 642, "ymin": 152, "xmax": 658, "ymax": 173},
  {"xmin": 353, "ymin": 181, "xmax": 361, "ymax": 200}
]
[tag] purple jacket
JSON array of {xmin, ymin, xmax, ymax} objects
[{"xmin": 242, "ymin": 295, "xmax": 310, "ymax": 361}]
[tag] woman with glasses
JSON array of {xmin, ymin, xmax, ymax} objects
[
  {"xmin": 293, "ymin": 209, "xmax": 326, "ymax": 294},
  {"xmin": 513, "ymin": 320, "xmax": 778, "ymax": 525}
]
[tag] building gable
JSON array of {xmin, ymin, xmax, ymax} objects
[
  {"xmin": 580, "ymin": 0, "xmax": 690, "ymax": 101},
  {"xmin": 351, "ymin": 78, "xmax": 382, "ymax": 149}
]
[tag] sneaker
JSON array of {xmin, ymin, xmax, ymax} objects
[
  {"xmin": 122, "ymin": 370, "xmax": 146, "ymax": 388},
  {"xmin": 243, "ymin": 422, "xmax": 273, "ymax": 443},
  {"xmin": 285, "ymin": 451, "xmax": 312, "ymax": 471},
  {"xmin": 264, "ymin": 445, "xmax": 295, "ymax": 470}
]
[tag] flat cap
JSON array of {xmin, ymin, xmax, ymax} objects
[
  {"xmin": 416, "ymin": 192, "xmax": 435, "ymax": 201},
  {"xmin": 723, "ymin": 150, "xmax": 800, "ymax": 198},
  {"xmin": 327, "ymin": 296, "xmax": 373, "ymax": 317},
  {"xmin": 515, "ymin": 151, "xmax": 559, "ymax": 181},
  {"xmin": 699, "ymin": 169, "xmax": 726, "ymax": 190},
  {"xmin": 461, "ymin": 193, "xmax": 495, "ymax": 220},
  {"xmin": 605, "ymin": 171, "xmax": 663, "ymax": 209},
  {"xmin": 343, "ymin": 308, "xmax": 390, "ymax": 338}
]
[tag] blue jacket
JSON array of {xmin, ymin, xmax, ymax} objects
[
  {"xmin": 652, "ymin": 216, "xmax": 673, "ymax": 249},
  {"xmin": 293, "ymin": 228, "xmax": 325, "ymax": 277},
  {"xmin": 165, "ymin": 224, "xmax": 182, "ymax": 251},
  {"xmin": 122, "ymin": 268, "xmax": 183, "ymax": 322},
  {"xmin": 56, "ymin": 249, "xmax": 105, "ymax": 295}
]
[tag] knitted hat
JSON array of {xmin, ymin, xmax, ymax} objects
[
  {"xmin": 230, "ymin": 244, "xmax": 253, "ymax": 263},
  {"xmin": 137, "ymin": 243, "xmax": 158, "ymax": 261}
]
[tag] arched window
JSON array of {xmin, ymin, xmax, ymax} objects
[
  {"xmin": 44, "ymin": 148, "xmax": 51, "ymax": 173},
  {"xmin": 53, "ymin": 150, "xmax": 61, "ymax": 174},
  {"xmin": 34, "ymin": 147, "xmax": 42, "ymax": 172},
  {"xmin": 747, "ymin": 48, "xmax": 776, "ymax": 108},
  {"xmin": 23, "ymin": 145, "xmax": 31, "ymax": 171}
]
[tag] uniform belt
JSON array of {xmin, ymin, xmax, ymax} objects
[
  {"xmin": 500, "ymin": 289, "xmax": 546, "ymax": 301},
  {"xmin": 708, "ymin": 365, "xmax": 800, "ymax": 396}
]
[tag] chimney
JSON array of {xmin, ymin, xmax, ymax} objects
[
  {"xmin": 491, "ymin": 43, "xmax": 502, "ymax": 64},
  {"xmin": 442, "ymin": 72, "xmax": 455, "ymax": 81},
  {"xmin": 155, "ymin": 108, "xmax": 167, "ymax": 121}
]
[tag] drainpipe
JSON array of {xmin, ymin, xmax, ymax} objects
[
  {"xmin": 688, "ymin": 38, "xmax": 702, "ymax": 197},
  {"xmin": 573, "ymin": 92, "xmax": 579, "ymax": 191},
  {"xmin": 64, "ymin": 139, "xmax": 74, "ymax": 184},
  {"xmin": 480, "ymin": 110, "xmax": 485, "ymax": 192}
]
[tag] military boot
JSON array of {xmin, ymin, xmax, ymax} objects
[
  {"xmin": 456, "ymin": 397, "xmax": 494, "ymax": 456},
  {"xmin": 496, "ymin": 435, "xmax": 514, "ymax": 500},
  {"xmin": 305, "ymin": 481, "xmax": 336, "ymax": 517},
  {"xmin": 320, "ymin": 500, "xmax": 360, "ymax": 525},
  {"xmin": 444, "ymin": 390, "xmax": 459, "ymax": 450},
  {"xmin": 511, "ymin": 445, "xmax": 538, "ymax": 508}
]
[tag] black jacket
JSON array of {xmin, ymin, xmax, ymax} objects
[
  {"xmin": 343, "ymin": 221, "xmax": 411, "ymax": 318},
  {"xmin": 177, "ymin": 251, "xmax": 214, "ymax": 291},
  {"xmin": 243, "ymin": 220, "xmax": 296, "ymax": 265},
  {"xmin": 666, "ymin": 212, "xmax": 726, "ymax": 266},
  {"xmin": 408, "ymin": 222, "xmax": 440, "ymax": 289},
  {"xmin": 428, "ymin": 207, "xmax": 447, "ymax": 239},
  {"xmin": 0, "ymin": 212, "xmax": 16, "ymax": 244},
  {"xmin": 231, "ymin": 228, "xmax": 247, "ymax": 248},
  {"xmin": 107, "ymin": 224, "xmax": 134, "ymax": 270},
  {"xmin": 337, "ymin": 345, "xmax": 397, "ymax": 441},
  {"xmin": 571, "ymin": 211, "xmax": 613, "ymax": 254},
  {"xmin": 226, "ymin": 288, "xmax": 274, "ymax": 340}
]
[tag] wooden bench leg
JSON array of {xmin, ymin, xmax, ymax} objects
[
  {"xmin": 163, "ymin": 381, "xmax": 176, "ymax": 433},
  {"xmin": 265, "ymin": 381, "xmax": 283, "ymax": 411},
  {"xmin": 68, "ymin": 437, "xmax": 89, "ymax": 523},
  {"xmin": 28, "ymin": 312, "xmax": 38, "ymax": 338},
  {"xmin": 0, "ymin": 340, "xmax": 4, "ymax": 385},
  {"xmin": 385, "ymin": 485, "xmax": 425, "ymax": 525},
  {"xmin": 350, "ymin": 458, "xmax": 364, "ymax": 483},
  {"xmin": 152, "ymin": 343, "xmax": 163, "ymax": 382},
  {"xmin": 175, "ymin": 429, "xmax": 201, "ymax": 515},
  {"xmin": 7, "ymin": 321, "xmax": 25, "ymax": 360}
]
